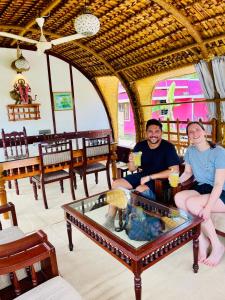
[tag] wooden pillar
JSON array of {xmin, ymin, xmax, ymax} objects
[{"xmin": 0, "ymin": 164, "xmax": 8, "ymax": 219}]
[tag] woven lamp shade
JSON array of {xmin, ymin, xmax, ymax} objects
[
  {"xmin": 11, "ymin": 54, "xmax": 30, "ymax": 73},
  {"xmin": 74, "ymin": 13, "xmax": 100, "ymax": 36}
]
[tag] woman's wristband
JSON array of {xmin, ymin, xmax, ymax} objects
[{"xmin": 148, "ymin": 175, "xmax": 152, "ymax": 181}]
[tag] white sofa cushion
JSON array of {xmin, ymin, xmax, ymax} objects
[
  {"xmin": 16, "ymin": 276, "xmax": 82, "ymax": 300},
  {"xmin": 0, "ymin": 226, "xmax": 25, "ymax": 245},
  {"xmin": 212, "ymin": 213, "xmax": 225, "ymax": 233}
]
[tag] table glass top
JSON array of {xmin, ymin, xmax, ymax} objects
[{"xmin": 68, "ymin": 190, "xmax": 193, "ymax": 249}]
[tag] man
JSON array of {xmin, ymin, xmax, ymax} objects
[
  {"xmin": 113, "ymin": 118, "xmax": 179, "ymax": 196},
  {"xmin": 105, "ymin": 119, "xmax": 180, "ymax": 229},
  {"xmin": 112, "ymin": 119, "xmax": 180, "ymax": 198}
]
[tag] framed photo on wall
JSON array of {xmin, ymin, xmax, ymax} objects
[{"xmin": 53, "ymin": 92, "xmax": 73, "ymax": 111}]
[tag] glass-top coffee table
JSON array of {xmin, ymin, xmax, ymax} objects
[{"xmin": 62, "ymin": 192, "xmax": 202, "ymax": 300}]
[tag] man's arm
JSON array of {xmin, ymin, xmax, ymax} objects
[{"xmin": 141, "ymin": 165, "xmax": 179, "ymax": 185}]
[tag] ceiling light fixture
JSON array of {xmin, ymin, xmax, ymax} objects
[
  {"xmin": 11, "ymin": 43, "xmax": 30, "ymax": 73},
  {"xmin": 74, "ymin": 7, "xmax": 100, "ymax": 37}
]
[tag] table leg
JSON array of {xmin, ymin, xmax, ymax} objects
[
  {"xmin": 193, "ymin": 236, "xmax": 199, "ymax": 273},
  {"xmin": 0, "ymin": 165, "xmax": 8, "ymax": 219},
  {"xmin": 134, "ymin": 275, "xmax": 142, "ymax": 300},
  {"xmin": 111, "ymin": 144, "xmax": 118, "ymax": 180},
  {"xmin": 67, "ymin": 221, "xmax": 74, "ymax": 251}
]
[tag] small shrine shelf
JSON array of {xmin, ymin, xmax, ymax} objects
[{"xmin": 7, "ymin": 104, "xmax": 41, "ymax": 121}]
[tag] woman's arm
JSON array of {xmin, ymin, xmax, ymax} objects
[
  {"xmin": 140, "ymin": 165, "xmax": 179, "ymax": 185},
  {"xmin": 179, "ymin": 163, "xmax": 193, "ymax": 183}
]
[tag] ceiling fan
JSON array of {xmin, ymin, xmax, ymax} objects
[{"xmin": 0, "ymin": 14, "xmax": 100, "ymax": 53}]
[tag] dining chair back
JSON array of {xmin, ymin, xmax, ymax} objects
[
  {"xmin": 74, "ymin": 135, "xmax": 111, "ymax": 197},
  {"xmin": 1, "ymin": 127, "xmax": 29, "ymax": 159},
  {"xmin": 31, "ymin": 140, "xmax": 75, "ymax": 209},
  {"xmin": 1, "ymin": 127, "xmax": 29, "ymax": 195}
]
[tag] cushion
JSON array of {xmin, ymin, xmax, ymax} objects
[
  {"xmin": 0, "ymin": 227, "xmax": 40, "ymax": 290},
  {"xmin": 0, "ymin": 226, "xmax": 25, "ymax": 245},
  {"xmin": 33, "ymin": 170, "xmax": 69, "ymax": 182},
  {"xmin": 212, "ymin": 213, "xmax": 225, "ymax": 233},
  {"xmin": 16, "ymin": 276, "xmax": 82, "ymax": 300},
  {"xmin": 74, "ymin": 162, "xmax": 106, "ymax": 174}
]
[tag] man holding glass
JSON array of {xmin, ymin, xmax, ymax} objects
[{"xmin": 114, "ymin": 119, "xmax": 180, "ymax": 199}]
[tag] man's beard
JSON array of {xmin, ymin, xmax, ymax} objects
[{"xmin": 148, "ymin": 137, "xmax": 161, "ymax": 144}]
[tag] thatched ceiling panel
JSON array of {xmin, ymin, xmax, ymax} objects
[{"xmin": 0, "ymin": 0, "xmax": 225, "ymax": 83}]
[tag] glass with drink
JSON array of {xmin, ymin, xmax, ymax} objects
[
  {"xmin": 133, "ymin": 151, "xmax": 142, "ymax": 167},
  {"xmin": 169, "ymin": 172, "xmax": 179, "ymax": 187}
]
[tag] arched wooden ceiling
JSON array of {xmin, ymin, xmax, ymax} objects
[
  {"xmin": 1, "ymin": 0, "xmax": 225, "ymax": 81},
  {"xmin": 0, "ymin": 0, "xmax": 225, "ymax": 139}
]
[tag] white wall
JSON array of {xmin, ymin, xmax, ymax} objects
[
  {"xmin": 73, "ymin": 67, "xmax": 109, "ymax": 131},
  {"xmin": 0, "ymin": 48, "xmax": 109, "ymax": 136}
]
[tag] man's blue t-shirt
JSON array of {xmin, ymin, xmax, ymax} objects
[
  {"xmin": 185, "ymin": 145, "xmax": 225, "ymax": 190},
  {"xmin": 133, "ymin": 139, "xmax": 180, "ymax": 176}
]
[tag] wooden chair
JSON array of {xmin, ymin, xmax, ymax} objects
[
  {"xmin": 1, "ymin": 127, "xmax": 29, "ymax": 195},
  {"xmin": 0, "ymin": 203, "xmax": 81, "ymax": 300},
  {"xmin": 31, "ymin": 140, "xmax": 75, "ymax": 209},
  {"xmin": 74, "ymin": 135, "xmax": 111, "ymax": 197}
]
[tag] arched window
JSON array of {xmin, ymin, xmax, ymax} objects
[
  {"xmin": 151, "ymin": 73, "xmax": 209, "ymax": 122},
  {"xmin": 118, "ymin": 83, "xmax": 136, "ymax": 147}
]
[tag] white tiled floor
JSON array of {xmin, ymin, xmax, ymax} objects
[{"xmin": 3, "ymin": 174, "xmax": 225, "ymax": 300}]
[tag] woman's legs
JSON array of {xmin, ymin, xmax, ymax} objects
[
  {"xmin": 186, "ymin": 195, "xmax": 225, "ymax": 266},
  {"xmin": 175, "ymin": 190, "xmax": 210, "ymax": 262},
  {"xmin": 174, "ymin": 190, "xmax": 199, "ymax": 211}
]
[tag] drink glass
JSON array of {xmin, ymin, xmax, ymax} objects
[
  {"xmin": 169, "ymin": 172, "xmax": 179, "ymax": 187},
  {"xmin": 133, "ymin": 151, "xmax": 142, "ymax": 167}
]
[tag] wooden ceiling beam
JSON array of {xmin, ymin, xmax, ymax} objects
[
  {"xmin": 10, "ymin": 0, "xmax": 62, "ymax": 46},
  {"xmin": 152, "ymin": 0, "xmax": 208, "ymax": 58},
  {"xmin": 117, "ymin": 43, "xmax": 197, "ymax": 72},
  {"xmin": 117, "ymin": 32, "xmax": 225, "ymax": 73}
]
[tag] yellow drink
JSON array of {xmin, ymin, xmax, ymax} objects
[
  {"xmin": 169, "ymin": 172, "xmax": 179, "ymax": 187},
  {"xmin": 133, "ymin": 151, "xmax": 142, "ymax": 166}
]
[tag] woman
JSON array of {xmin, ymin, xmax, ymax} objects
[{"xmin": 175, "ymin": 121, "xmax": 225, "ymax": 267}]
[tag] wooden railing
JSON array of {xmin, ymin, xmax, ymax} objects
[
  {"xmin": 160, "ymin": 118, "xmax": 217, "ymax": 155},
  {"xmin": 140, "ymin": 118, "xmax": 218, "ymax": 156}
]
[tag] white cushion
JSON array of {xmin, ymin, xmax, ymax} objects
[
  {"xmin": 212, "ymin": 213, "xmax": 225, "ymax": 233},
  {"xmin": 0, "ymin": 226, "xmax": 25, "ymax": 245},
  {"xmin": 0, "ymin": 227, "xmax": 40, "ymax": 290},
  {"xmin": 16, "ymin": 276, "xmax": 82, "ymax": 300}
]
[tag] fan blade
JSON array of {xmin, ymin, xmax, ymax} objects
[
  {"xmin": 0, "ymin": 32, "xmax": 37, "ymax": 44},
  {"xmin": 51, "ymin": 34, "xmax": 86, "ymax": 45}
]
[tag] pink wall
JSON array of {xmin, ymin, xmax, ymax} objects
[{"xmin": 118, "ymin": 78, "xmax": 207, "ymax": 135}]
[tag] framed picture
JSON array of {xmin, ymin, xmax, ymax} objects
[{"xmin": 53, "ymin": 92, "xmax": 73, "ymax": 111}]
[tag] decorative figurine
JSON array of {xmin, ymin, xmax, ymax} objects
[{"xmin": 10, "ymin": 79, "xmax": 36, "ymax": 104}]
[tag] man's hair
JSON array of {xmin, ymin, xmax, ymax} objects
[{"xmin": 146, "ymin": 119, "xmax": 162, "ymax": 131}]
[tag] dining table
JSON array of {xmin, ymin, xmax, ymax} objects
[{"xmin": 0, "ymin": 140, "xmax": 117, "ymax": 218}]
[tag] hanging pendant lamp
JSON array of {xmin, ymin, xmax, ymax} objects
[
  {"xmin": 74, "ymin": 7, "xmax": 100, "ymax": 37},
  {"xmin": 11, "ymin": 44, "xmax": 30, "ymax": 73}
]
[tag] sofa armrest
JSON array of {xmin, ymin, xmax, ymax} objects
[
  {"xmin": 0, "ymin": 230, "xmax": 59, "ymax": 299},
  {"xmin": 0, "ymin": 202, "xmax": 18, "ymax": 228}
]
